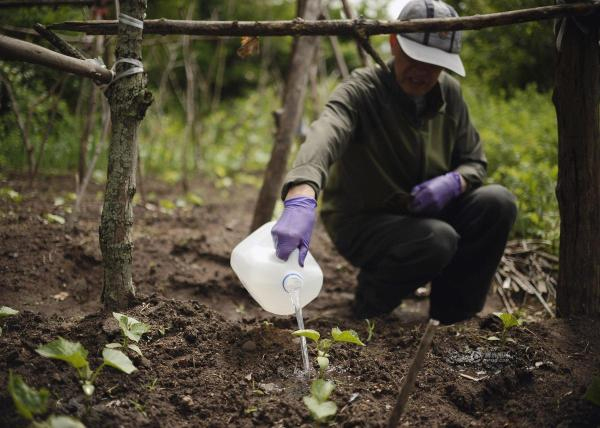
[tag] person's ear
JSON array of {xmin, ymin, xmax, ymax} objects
[{"xmin": 389, "ymin": 34, "xmax": 400, "ymax": 56}]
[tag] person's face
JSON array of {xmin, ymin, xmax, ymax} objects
[{"xmin": 389, "ymin": 35, "xmax": 442, "ymax": 97}]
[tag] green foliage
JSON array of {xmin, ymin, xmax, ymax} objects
[
  {"xmin": 464, "ymin": 83, "xmax": 559, "ymax": 249},
  {"xmin": 36, "ymin": 337, "xmax": 136, "ymax": 397},
  {"xmin": 584, "ymin": 376, "xmax": 600, "ymax": 407},
  {"xmin": 447, "ymin": 0, "xmax": 554, "ymax": 94},
  {"xmin": 8, "ymin": 371, "xmax": 85, "ymax": 428},
  {"xmin": 8, "ymin": 371, "xmax": 49, "ymax": 420}
]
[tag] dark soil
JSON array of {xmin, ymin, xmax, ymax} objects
[{"xmin": 1, "ymin": 174, "xmax": 599, "ymax": 427}]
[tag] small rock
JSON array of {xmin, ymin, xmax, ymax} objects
[
  {"xmin": 102, "ymin": 317, "xmax": 120, "ymax": 335},
  {"xmin": 258, "ymin": 382, "xmax": 282, "ymax": 394},
  {"xmin": 181, "ymin": 395, "xmax": 194, "ymax": 409},
  {"xmin": 241, "ymin": 340, "xmax": 257, "ymax": 352}
]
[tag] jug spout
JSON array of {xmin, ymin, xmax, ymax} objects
[{"xmin": 282, "ymin": 272, "xmax": 303, "ymax": 293}]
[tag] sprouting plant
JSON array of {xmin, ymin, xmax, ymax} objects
[
  {"xmin": 8, "ymin": 370, "xmax": 85, "ymax": 427},
  {"xmin": 36, "ymin": 336, "xmax": 136, "ymax": 398},
  {"xmin": 302, "ymin": 379, "xmax": 337, "ymax": 423},
  {"xmin": 106, "ymin": 312, "xmax": 151, "ymax": 357},
  {"xmin": 365, "ymin": 319, "xmax": 376, "ymax": 342},
  {"xmin": 488, "ymin": 312, "xmax": 524, "ymax": 343},
  {"xmin": 293, "ymin": 327, "xmax": 365, "ymax": 423},
  {"xmin": 0, "ymin": 306, "xmax": 19, "ymax": 336}
]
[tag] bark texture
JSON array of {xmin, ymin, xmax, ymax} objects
[
  {"xmin": 100, "ymin": 0, "xmax": 153, "ymax": 310},
  {"xmin": 250, "ymin": 0, "xmax": 321, "ymax": 232},
  {"xmin": 553, "ymin": 17, "xmax": 600, "ymax": 317}
]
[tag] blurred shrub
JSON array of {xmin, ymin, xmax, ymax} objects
[{"xmin": 463, "ymin": 82, "xmax": 559, "ymax": 248}]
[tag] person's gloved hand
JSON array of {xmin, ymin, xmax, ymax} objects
[
  {"xmin": 271, "ymin": 196, "xmax": 317, "ymax": 267},
  {"xmin": 410, "ymin": 171, "xmax": 462, "ymax": 214}
]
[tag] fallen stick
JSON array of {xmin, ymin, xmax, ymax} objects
[{"xmin": 387, "ymin": 318, "xmax": 439, "ymax": 428}]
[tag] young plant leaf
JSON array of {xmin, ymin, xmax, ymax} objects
[
  {"xmin": 310, "ymin": 379, "xmax": 335, "ymax": 402},
  {"xmin": 584, "ymin": 376, "xmax": 600, "ymax": 407},
  {"xmin": 0, "ymin": 306, "xmax": 19, "ymax": 318},
  {"xmin": 331, "ymin": 327, "xmax": 365, "ymax": 346},
  {"xmin": 113, "ymin": 312, "xmax": 150, "ymax": 343},
  {"xmin": 8, "ymin": 371, "xmax": 49, "ymax": 420},
  {"xmin": 44, "ymin": 415, "xmax": 87, "ymax": 428},
  {"xmin": 44, "ymin": 213, "xmax": 65, "ymax": 225},
  {"xmin": 127, "ymin": 344, "xmax": 143, "ymax": 357},
  {"xmin": 303, "ymin": 396, "xmax": 337, "ymax": 422},
  {"xmin": 487, "ymin": 336, "xmax": 501, "ymax": 341},
  {"xmin": 102, "ymin": 348, "xmax": 137, "ymax": 374},
  {"xmin": 36, "ymin": 337, "xmax": 89, "ymax": 369},
  {"xmin": 292, "ymin": 329, "xmax": 320, "ymax": 343},
  {"xmin": 494, "ymin": 312, "xmax": 522, "ymax": 329},
  {"xmin": 104, "ymin": 343, "xmax": 122, "ymax": 349},
  {"xmin": 317, "ymin": 356, "xmax": 329, "ymax": 373}
]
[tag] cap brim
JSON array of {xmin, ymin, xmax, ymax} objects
[{"xmin": 397, "ymin": 35, "xmax": 466, "ymax": 77}]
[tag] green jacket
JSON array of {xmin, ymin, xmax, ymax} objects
[{"xmin": 282, "ymin": 64, "xmax": 487, "ymax": 241}]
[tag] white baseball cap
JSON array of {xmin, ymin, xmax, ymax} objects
[{"xmin": 396, "ymin": 0, "xmax": 466, "ymax": 76}]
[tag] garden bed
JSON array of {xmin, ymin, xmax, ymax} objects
[{"xmin": 1, "ymin": 174, "xmax": 599, "ymax": 427}]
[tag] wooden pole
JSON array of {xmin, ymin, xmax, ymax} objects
[
  {"xmin": 387, "ymin": 319, "xmax": 439, "ymax": 427},
  {"xmin": 0, "ymin": 35, "xmax": 112, "ymax": 83},
  {"xmin": 250, "ymin": 0, "xmax": 321, "ymax": 232},
  {"xmin": 0, "ymin": 0, "xmax": 95, "ymax": 8},
  {"xmin": 99, "ymin": 0, "xmax": 153, "ymax": 310},
  {"xmin": 49, "ymin": 2, "xmax": 600, "ymax": 36},
  {"xmin": 340, "ymin": 0, "xmax": 368, "ymax": 66},
  {"xmin": 553, "ymin": 13, "xmax": 600, "ymax": 317}
]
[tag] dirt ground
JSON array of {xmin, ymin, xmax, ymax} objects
[{"xmin": 0, "ymin": 174, "xmax": 599, "ymax": 427}]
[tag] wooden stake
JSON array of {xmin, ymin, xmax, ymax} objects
[{"xmin": 387, "ymin": 319, "xmax": 439, "ymax": 428}]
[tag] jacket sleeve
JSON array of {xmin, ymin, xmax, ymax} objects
[
  {"xmin": 452, "ymin": 89, "xmax": 487, "ymax": 189},
  {"xmin": 281, "ymin": 77, "xmax": 363, "ymax": 200}
]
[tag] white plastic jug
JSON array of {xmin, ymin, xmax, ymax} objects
[{"xmin": 230, "ymin": 221, "xmax": 323, "ymax": 315}]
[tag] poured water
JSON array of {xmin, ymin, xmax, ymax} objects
[{"xmin": 289, "ymin": 288, "xmax": 311, "ymax": 374}]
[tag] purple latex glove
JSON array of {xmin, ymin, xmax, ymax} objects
[
  {"xmin": 271, "ymin": 196, "xmax": 317, "ymax": 267},
  {"xmin": 410, "ymin": 171, "xmax": 462, "ymax": 214}
]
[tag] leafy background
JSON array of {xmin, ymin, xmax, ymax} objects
[{"xmin": 0, "ymin": 0, "xmax": 559, "ymax": 250}]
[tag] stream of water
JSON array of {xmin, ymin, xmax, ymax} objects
[{"xmin": 289, "ymin": 288, "xmax": 311, "ymax": 374}]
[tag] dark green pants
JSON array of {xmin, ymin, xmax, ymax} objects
[{"xmin": 327, "ymin": 184, "xmax": 517, "ymax": 324}]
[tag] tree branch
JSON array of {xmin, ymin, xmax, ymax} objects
[
  {"xmin": 0, "ymin": 35, "xmax": 112, "ymax": 83},
  {"xmin": 48, "ymin": 2, "xmax": 600, "ymax": 36}
]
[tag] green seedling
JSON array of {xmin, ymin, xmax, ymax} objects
[
  {"xmin": 365, "ymin": 319, "xmax": 376, "ymax": 342},
  {"xmin": 0, "ymin": 187, "xmax": 22, "ymax": 203},
  {"xmin": 36, "ymin": 336, "xmax": 136, "ymax": 397},
  {"xmin": 303, "ymin": 379, "xmax": 337, "ymax": 423},
  {"xmin": 488, "ymin": 312, "xmax": 523, "ymax": 343},
  {"xmin": 106, "ymin": 312, "xmax": 151, "ymax": 357},
  {"xmin": 0, "ymin": 306, "xmax": 19, "ymax": 336},
  {"xmin": 8, "ymin": 370, "xmax": 85, "ymax": 428},
  {"xmin": 293, "ymin": 327, "xmax": 365, "ymax": 423}
]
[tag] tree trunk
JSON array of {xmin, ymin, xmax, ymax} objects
[
  {"xmin": 553, "ymin": 16, "xmax": 600, "ymax": 317},
  {"xmin": 250, "ymin": 0, "xmax": 321, "ymax": 232},
  {"xmin": 100, "ymin": 0, "xmax": 153, "ymax": 311}
]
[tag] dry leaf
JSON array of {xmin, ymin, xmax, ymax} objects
[{"xmin": 237, "ymin": 36, "xmax": 260, "ymax": 58}]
